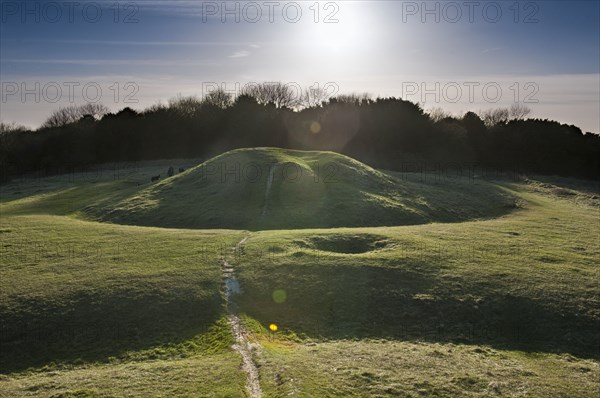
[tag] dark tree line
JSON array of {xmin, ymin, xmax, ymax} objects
[{"xmin": 1, "ymin": 87, "xmax": 599, "ymax": 182}]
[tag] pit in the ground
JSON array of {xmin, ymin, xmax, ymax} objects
[{"xmin": 307, "ymin": 234, "xmax": 391, "ymax": 254}]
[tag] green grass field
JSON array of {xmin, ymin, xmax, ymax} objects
[{"xmin": 0, "ymin": 148, "xmax": 598, "ymax": 397}]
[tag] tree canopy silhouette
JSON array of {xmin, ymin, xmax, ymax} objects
[{"xmin": 1, "ymin": 87, "xmax": 598, "ymax": 182}]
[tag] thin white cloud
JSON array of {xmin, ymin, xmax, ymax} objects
[
  {"xmin": 229, "ymin": 51, "xmax": 251, "ymax": 59},
  {"xmin": 1, "ymin": 59, "xmax": 218, "ymax": 67},
  {"xmin": 9, "ymin": 39, "xmax": 260, "ymax": 47}
]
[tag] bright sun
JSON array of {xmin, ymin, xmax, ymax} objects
[{"xmin": 307, "ymin": 2, "xmax": 366, "ymax": 52}]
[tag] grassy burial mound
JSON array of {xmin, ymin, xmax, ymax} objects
[{"xmin": 92, "ymin": 148, "xmax": 517, "ymax": 230}]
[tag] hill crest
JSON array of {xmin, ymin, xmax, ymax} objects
[{"xmin": 90, "ymin": 148, "xmax": 517, "ymax": 230}]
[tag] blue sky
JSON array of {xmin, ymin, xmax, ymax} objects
[{"xmin": 1, "ymin": 0, "xmax": 599, "ymax": 132}]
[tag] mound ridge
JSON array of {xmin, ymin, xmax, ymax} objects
[{"xmin": 91, "ymin": 148, "xmax": 517, "ymax": 230}]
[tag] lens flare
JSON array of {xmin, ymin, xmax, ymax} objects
[
  {"xmin": 272, "ymin": 289, "xmax": 287, "ymax": 303},
  {"xmin": 310, "ymin": 121, "xmax": 321, "ymax": 134}
]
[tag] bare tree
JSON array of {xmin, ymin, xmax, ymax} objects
[
  {"xmin": 78, "ymin": 103, "xmax": 110, "ymax": 119},
  {"xmin": 478, "ymin": 107, "xmax": 510, "ymax": 127},
  {"xmin": 427, "ymin": 107, "xmax": 452, "ymax": 123},
  {"xmin": 509, "ymin": 103, "xmax": 532, "ymax": 120},
  {"xmin": 331, "ymin": 92, "xmax": 371, "ymax": 106},
  {"xmin": 269, "ymin": 82, "xmax": 300, "ymax": 108},
  {"xmin": 143, "ymin": 101, "xmax": 168, "ymax": 114},
  {"xmin": 242, "ymin": 83, "xmax": 266, "ymax": 106},
  {"xmin": 168, "ymin": 95, "xmax": 203, "ymax": 117},
  {"xmin": 300, "ymin": 86, "xmax": 329, "ymax": 108},
  {"xmin": 42, "ymin": 106, "xmax": 80, "ymax": 128},
  {"xmin": 241, "ymin": 82, "xmax": 300, "ymax": 108},
  {"xmin": 203, "ymin": 87, "xmax": 233, "ymax": 109},
  {"xmin": 0, "ymin": 121, "xmax": 27, "ymax": 134},
  {"xmin": 42, "ymin": 103, "xmax": 109, "ymax": 128}
]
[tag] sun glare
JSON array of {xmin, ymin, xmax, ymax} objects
[
  {"xmin": 289, "ymin": 2, "xmax": 376, "ymax": 57},
  {"xmin": 310, "ymin": 3, "xmax": 366, "ymax": 51}
]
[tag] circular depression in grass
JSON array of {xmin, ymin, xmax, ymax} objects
[{"xmin": 308, "ymin": 234, "xmax": 391, "ymax": 254}]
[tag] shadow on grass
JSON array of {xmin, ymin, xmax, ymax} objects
[
  {"xmin": 238, "ymin": 263, "xmax": 599, "ymax": 360},
  {"xmin": 0, "ymin": 288, "xmax": 223, "ymax": 374}
]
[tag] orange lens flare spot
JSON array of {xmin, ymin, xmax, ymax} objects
[{"xmin": 310, "ymin": 121, "xmax": 321, "ymax": 134}]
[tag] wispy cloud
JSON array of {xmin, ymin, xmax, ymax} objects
[
  {"xmin": 1, "ymin": 58, "xmax": 218, "ymax": 67},
  {"xmin": 228, "ymin": 44, "xmax": 260, "ymax": 58},
  {"xmin": 229, "ymin": 50, "xmax": 251, "ymax": 59},
  {"xmin": 7, "ymin": 39, "xmax": 260, "ymax": 47}
]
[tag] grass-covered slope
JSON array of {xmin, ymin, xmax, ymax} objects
[
  {"xmin": 0, "ymin": 213, "xmax": 245, "ymax": 373},
  {"xmin": 90, "ymin": 148, "xmax": 517, "ymax": 230},
  {"xmin": 252, "ymin": 337, "xmax": 599, "ymax": 397},
  {"xmin": 236, "ymin": 180, "xmax": 600, "ymax": 359},
  {"xmin": 0, "ymin": 158, "xmax": 598, "ymax": 396}
]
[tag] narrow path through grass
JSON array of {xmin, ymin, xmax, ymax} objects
[
  {"xmin": 261, "ymin": 164, "xmax": 276, "ymax": 217},
  {"xmin": 222, "ymin": 236, "xmax": 263, "ymax": 398}
]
